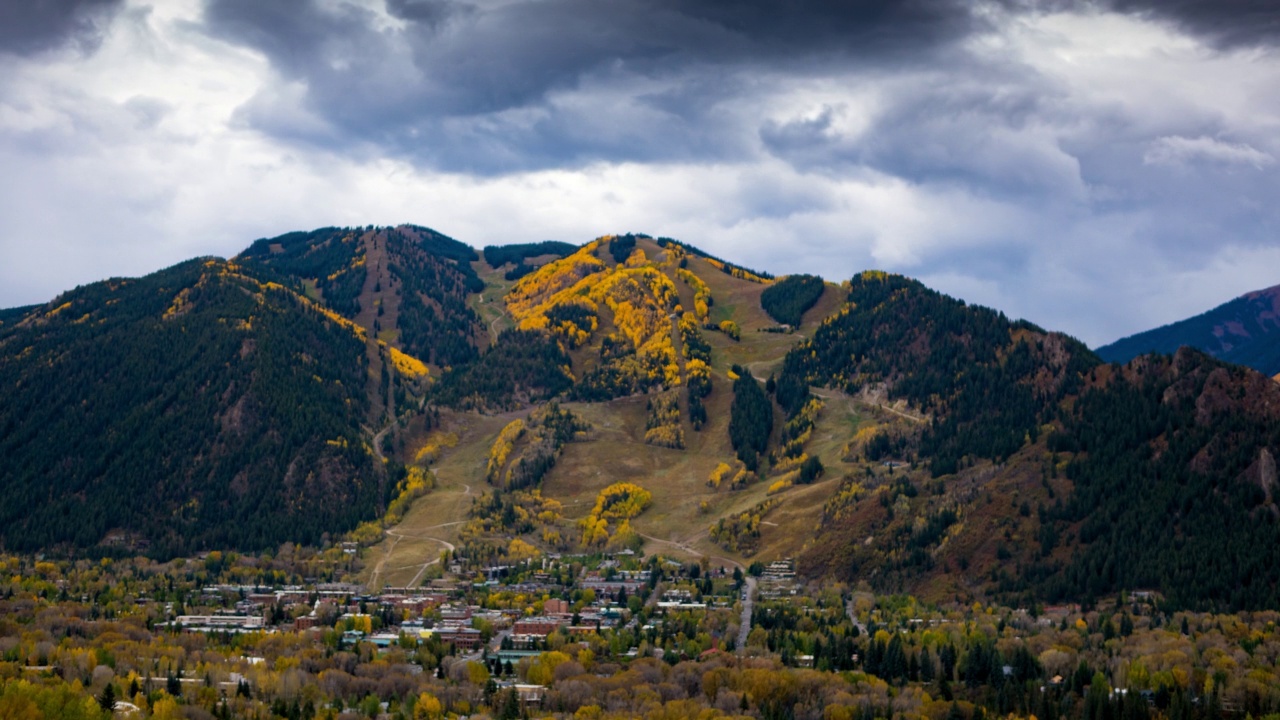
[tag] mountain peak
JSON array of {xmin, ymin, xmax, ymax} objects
[{"xmin": 1096, "ymin": 281, "xmax": 1280, "ymax": 376}]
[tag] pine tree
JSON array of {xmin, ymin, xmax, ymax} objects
[
  {"xmin": 98, "ymin": 683, "xmax": 116, "ymax": 712},
  {"xmin": 498, "ymin": 687, "xmax": 521, "ymax": 720}
]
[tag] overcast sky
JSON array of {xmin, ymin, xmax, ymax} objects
[{"xmin": 2, "ymin": 0, "xmax": 1278, "ymax": 346}]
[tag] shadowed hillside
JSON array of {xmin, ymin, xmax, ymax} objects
[
  {"xmin": 778, "ymin": 273, "xmax": 1280, "ymax": 609},
  {"xmin": 0, "ymin": 258, "xmax": 380, "ymax": 556},
  {"xmin": 1098, "ymin": 283, "xmax": 1280, "ymax": 376}
]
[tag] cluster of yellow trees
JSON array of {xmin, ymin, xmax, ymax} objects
[
  {"xmin": 643, "ymin": 390, "xmax": 685, "ymax": 449},
  {"xmin": 706, "ymin": 462, "xmax": 753, "ymax": 491},
  {"xmin": 555, "ymin": 300, "xmax": 600, "ymax": 348},
  {"xmin": 485, "ymin": 419, "xmax": 526, "ymax": 484},
  {"xmin": 385, "ymin": 466, "xmax": 435, "ymax": 526},
  {"xmin": 769, "ymin": 453, "xmax": 810, "ymax": 479},
  {"xmin": 822, "ymin": 476, "xmax": 868, "ymax": 523},
  {"xmin": 162, "ymin": 286, "xmax": 194, "ymax": 320},
  {"xmin": 291, "ymin": 287, "xmax": 368, "ymax": 341},
  {"xmin": 710, "ymin": 498, "xmax": 779, "ymax": 554},
  {"xmin": 505, "ymin": 240, "xmax": 684, "ymax": 392},
  {"xmin": 322, "ymin": 239, "xmax": 366, "ymax": 282},
  {"xmin": 686, "ymin": 358, "xmax": 710, "ymax": 388},
  {"xmin": 505, "ymin": 241, "xmax": 606, "ymax": 320},
  {"xmin": 702, "ymin": 257, "xmax": 772, "ymax": 284},
  {"xmin": 460, "ymin": 489, "xmax": 564, "ymax": 549},
  {"xmin": 706, "ymin": 462, "xmax": 734, "ymax": 489},
  {"xmin": 578, "ymin": 483, "xmax": 652, "ymax": 549},
  {"xmin": 386, "ymin": 344, "xmax": 429, "ymax": 379},
  {"xmin": 778, "ymin": 398, "xmax": 823, "ymax": 461},
  {"xmin": 624, "ymin": 248, "xmax": 648, "ymax": 267},
  {"xmin": 591, "ymin": 267, "xmax": 681, "ymax": 387},
  {"xmin": 413, "ymin": 432, "xmax": 458, "ymax": 466},
  {"xmin": 676, "ymin": 267, "xmax": 713, "ymax": 321},
  {"xmin": 766, "ymin": 477, "xmax": 793, "ymax": 495},
  {"xmin": 842, "ymin": 424, "xmax": 889, "ymax": 462}
]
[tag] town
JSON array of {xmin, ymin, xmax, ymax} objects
[{"xmin": 4, "ymin": 546, "xmax": 1280, "ymax": 720}]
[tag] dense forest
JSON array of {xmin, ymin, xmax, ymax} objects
[
  {"xmin": 782, "ymin": 272, "xmax": 1280, "ymax": 611},
  {"xmin": 384, "ymin": 227, "xmax": 482, "ymax": 367},
  {"xmin": 1041, "ymin": 350, "xmax": 1280, "ymax": 610},
  {"xmin": 729, "ymin": 365, "xmax": 773, "ymax": 470},
  {"xmin": 430, "ymin": 329, "xmax": 574, "ymax": 411},
  {"xmin": 0, "ymin": 303, "xmax": 40, "ymax": 326},
  {"xmin": 760, "ymin": 273, "xmax": 825, "ymax": 326},
  {"xmin": 397, "ymin": 224, "xmax": 486, "ymax": 294},
  {"xmin": 238, "ymin": 226, "xmax": 367, "ymax": 316},
  {"xmin": 482, "ymin": 240, "xmax": 577, "ymax": 280},
  {"xmin": 609, "ymin": 234, "xmax": 637, "ymax": 263},
  {"xmin": 0, "ymin": 259, "xmax": 381, "ymax": 556},
  {"xmin": 238, "ymin": 224, "xmax": 484, "ymax": 366},
  {"xmin": 777, "ymin": 272, "xmax": 1097, "ymax": 476}
]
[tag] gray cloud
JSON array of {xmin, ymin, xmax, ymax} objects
[
  {"xmin": 0, "ymin": 0, "xmax": 124, "ymax": 55},
  {"xmin": 1110, "ymin": 0, "xmax": 1280, "ymax": 48},
  {"xmin": 200, "ymin": 0, "xmax": 1280, "ymax": 183},
  {"xmin": 199, "ymin": 0, "xmax": 1003, "ymax": 173},
  {"xmin": 1144, "ymin": 135, "xmax": 1275, "ymax": 169}
]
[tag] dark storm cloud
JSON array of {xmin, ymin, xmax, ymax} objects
[
  {"xmin": 760, "ymin": 68, "xmax": 1079, "ymax": 199},
  {"xmin": 1110, "ymin": 0, "xmax": 1280, "ymax": 48},
  {"xmin": 639, "ymin": 0, "xmax": 982, "ymax": 55},
  {"xmin": 0, "ymin": 0, "xmax": 124, "ymax": 55},
  {"xmin": 199, "ymin": 0, "xmax": 1004, "ymax": 173}
]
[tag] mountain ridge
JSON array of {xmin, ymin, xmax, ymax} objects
[
  {"xmin": 1097, "ymin": 282, "xmax": 1280, "ymax": 376},
  {"xmin": 3, "ymin": 227, "xmax": 1279, "ymax": 612}
]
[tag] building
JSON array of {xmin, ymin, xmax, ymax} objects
[
  {"xmin": 169, "ymin": 615, "xmax": 265, "ymax": 633},
  {"xmin": 512, "ymin": 617, "xmax": 565, "ymax": 637},
  {"xmin": 428, "ymin": 626, "xmax": 483, "ymax": 649}
]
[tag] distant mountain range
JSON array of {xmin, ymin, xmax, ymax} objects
[
  {"xmin": 2, "ymin": 228, "xmax": 1279, "ymax": 611},
  {"xmin": 1097, "ymin": 283, "xmax": 1280, "ymax": 377}
]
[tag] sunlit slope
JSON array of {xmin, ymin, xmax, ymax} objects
[{"xmin": 375, "ymin": 235, "xmax": 861, "ymax": 582}]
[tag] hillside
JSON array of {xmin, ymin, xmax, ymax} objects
[
  {"xmin": 0, "ymin": 226, "xmax": 482, "ymax": 557},
  {"xmin": 0, "ymin": 258, "xmax": 380, "ymax": 556},
  {"xmin": 1097, "ymin": 282, "xmax": 1280, "ymax": 376},
  {"xmin": 777, "ymin": 273, "xmax": 1280, "ymax": 609}
]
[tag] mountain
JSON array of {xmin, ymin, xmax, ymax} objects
[
  {"xmin": 4, "ymin": 227, "xmax": 1280, "ymax": 612},
  {"xmin": 0, "ymin": 225, "xmax": 481, "ymax": 556},
  {"xmin": 780, "ymin": 273, "xmax": 1280, "ymax": 609},
  {"xmin": 0, "ymin": 257, "xmax": 379, "ymax": 556},
  {"xmin": 1096, "ymin": 283, "xmax": 1280, "ymax": 376}
]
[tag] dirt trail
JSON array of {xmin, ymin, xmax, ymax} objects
[
  {"xmin": 810, "ymin": 385, "xmax": 925, "ymax": 424},
  {"xmin": 369, "ymin": 469, "xmax": 476, "ymax": 589},
  {"xmin": 488, "ymin": 307, "xmax": 508, "ymax": 342}
]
